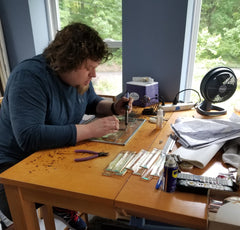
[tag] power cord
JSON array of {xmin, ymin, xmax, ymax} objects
[
  {"xmin": 172, "ymin": 88, "xmax": 201, "ymax": 106},
  {"xmin": 141, "ymin": 88, "xmax": 201, "ymax": 115},
  {"xmin": 142, "ymin": 95, "xmax": 165, "ymax": 115}
]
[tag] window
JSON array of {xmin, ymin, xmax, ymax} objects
[
  {"xmin": 47, "ymin": 0, "xmax": 123, "ymax": 96},
  {"xmin": 47, "ymin": 0, "xmax": 239, "ymax": 108},
  {"xmin": 188, "ymin": 0, "xmax": 240, "ymax": 112}
]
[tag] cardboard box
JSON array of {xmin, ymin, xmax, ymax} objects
[{"xmin": 126, "ymin": 81, "xmax": 159, "ymax": 107}]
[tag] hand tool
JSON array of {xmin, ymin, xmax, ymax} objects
[
  {"xmin": 125, "ymin": 92, "xmax": 130, "ymax": 126},
  {"xmin": 74, "ymin": 149, "xmax": 108, "ymax": 162}
]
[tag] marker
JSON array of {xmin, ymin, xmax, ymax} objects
[{"xmin": 125, "ymin": 92, "xmax": 129, "ymax": 126}]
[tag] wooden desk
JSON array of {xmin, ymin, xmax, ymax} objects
[
  {"xmin": 0, "ymin": 108, "xmax": 232, "ymax": 230},
  {"xmin": 115, "ymin": 110, "xmax": 232, "ymax": 230}
]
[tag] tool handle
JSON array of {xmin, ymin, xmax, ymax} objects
[
  {"xmin": 75, "ymin": 149, "xmax": 96, "ymax": 154},
  {"xmin": 75, "ymin": 155, "xmax": 98, "ymax": 162},
  {"xmin": 124, "ymin": 92, "xmax": 130, "ymax": 126},
  {"xmin": 125, "ymin": 92, "xmax": 130, "ymax": 108}
]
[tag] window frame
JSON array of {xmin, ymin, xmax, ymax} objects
[
  {"xmin": 45, "ymin": 0, "xmax": 60, "ymax": 41},
  {"xmin": 180, "ymin": 0, "xmax": 202, "ymax": 102}
]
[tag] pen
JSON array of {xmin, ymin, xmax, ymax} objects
[
  {"xmin": 125, "ymin": 92, "xmax": 129, "ymax": 126},
  {"xmin": 155, "ymin": 174, "xmax": 163, "ymax": 190}
]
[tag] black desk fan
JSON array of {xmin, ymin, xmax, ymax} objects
[{"xmin": 196, "ymin": 67, "xmax": 237, "ymax": 116}]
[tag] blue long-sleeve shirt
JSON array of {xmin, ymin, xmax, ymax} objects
[{"xmin": 0, "ymin": 55, "xmax": 103, "ymax": 164}]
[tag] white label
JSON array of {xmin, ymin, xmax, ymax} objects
[{"xmin": 129, "ymin": 92, "xmax": 139, "ymax": 101}]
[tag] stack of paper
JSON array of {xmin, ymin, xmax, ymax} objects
[
  {"xmin": 171, "ymin": 113, "xmax": 240, "ymax": 168},
  {"xmin": 171, "ymin": 113, "xmax": 240, "ymax": 149}
]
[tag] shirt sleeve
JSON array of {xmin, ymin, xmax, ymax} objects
[{"xmin": 7, "ymin": 70, "xmax": 76, "ymax": 154}]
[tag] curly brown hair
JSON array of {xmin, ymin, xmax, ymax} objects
[{"xmin": 43, "ymin": 22, "xmax": 112, "ymax": 73}]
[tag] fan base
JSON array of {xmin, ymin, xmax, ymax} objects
[{"xmin": 196, "ymin": 102, "xmax": 227, "ymax": 116}]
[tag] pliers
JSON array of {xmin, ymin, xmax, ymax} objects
[{"xmin": 74, "ymin": 149, "xmax": 109, "ymax": 162}]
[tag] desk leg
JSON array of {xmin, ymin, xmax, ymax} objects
[
  {"xmin": 4, "ymin": 184, "xmax": 40, "ymax": 230},
  {"xmin": 41, "ymin": 205, "xmax": 56, "ymax": 230}
]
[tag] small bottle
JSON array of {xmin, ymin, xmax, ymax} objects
[{"xmin": 156, "ymin": 108, "xmax": 163, "ymax": 129}]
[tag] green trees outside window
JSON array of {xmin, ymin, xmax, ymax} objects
[
  {"xmin": 193, "ymin": 0, "xmax": 240, "ymax": 110},
  {"xmin": 196, "ymin": 0, "xmax": 240, "ymax": 67}
]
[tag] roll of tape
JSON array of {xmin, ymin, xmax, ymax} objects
[{"xmin": 179, "ymin": 161, "xmax": 193, "ymax": 171}]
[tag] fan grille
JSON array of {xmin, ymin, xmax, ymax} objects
[{"xmin": 200, "ymin": 71, "xmax": 237, "ymax": 103}]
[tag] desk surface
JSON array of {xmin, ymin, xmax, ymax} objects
[{"xmin": 0, "ymin": 108, "xmax": 233, "ymax": 230}]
